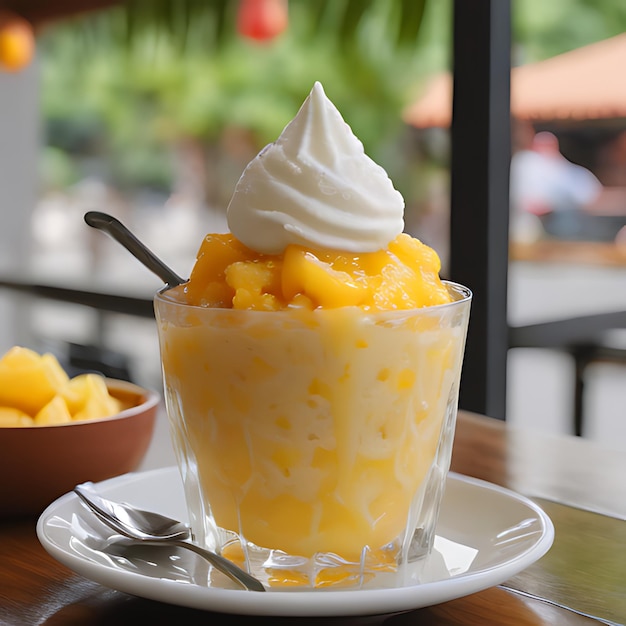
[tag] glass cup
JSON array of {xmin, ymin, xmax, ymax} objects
[{"xmin": 154, "ymin": 282, "xmax": 471, "ymax": 590}]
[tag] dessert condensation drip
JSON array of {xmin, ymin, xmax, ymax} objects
[{"xmin": 226, "ymin": 81, "xmax": 405, "ymax": 255}]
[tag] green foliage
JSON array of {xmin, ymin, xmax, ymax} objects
[
  {"xmin": 101, "ymin": 0, "xmax": 429, "ymax": 54},
  {"xmin": 38, "ymin": 0, "xmax": 626, "ymax": 199},
  {"xmin": 513, "ymin": 0, "xmax": 626, "ymax": 62},
  {"xmin": 38, "ymin": 0, "xmax": 443, "ymax": 194},
  {"xmin": 40, "ymin": 146, "xmax": 80, "ymax": 189}
]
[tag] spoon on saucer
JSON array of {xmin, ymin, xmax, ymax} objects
[
  {"xmin": 84, "ymin": 211, "xmax": 187, "ymax": 289},
  {"xmin": 74, "ymin": 482, "xmax": 266, "ymax": 592}
]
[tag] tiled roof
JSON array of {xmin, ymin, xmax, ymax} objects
[{"xmin": 404, "ymin": 34, "xmax": 626, "ymax": 128}]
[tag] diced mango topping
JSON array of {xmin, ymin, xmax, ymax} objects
[
  {"xmin": 0, "ymin": 346, "xmax": 122, "ymax": 426},
  {"xmin": 178, "ymin": 232, "xmax": 452, "ymax": 311}
]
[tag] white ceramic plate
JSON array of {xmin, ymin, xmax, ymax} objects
[{"xmin": 37, "ymin": 467, "xmax": 554, "ymax": 617}]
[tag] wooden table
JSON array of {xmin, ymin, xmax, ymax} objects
[{"xmin": 1, "ymin": 411, "xmax": 625, "ymax": 625}]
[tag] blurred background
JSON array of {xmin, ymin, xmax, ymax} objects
[{"xmin": 1, "ymin": 0, "xmax": 625, "ymax": 447}]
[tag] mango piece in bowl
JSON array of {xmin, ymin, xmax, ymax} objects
[
  {"xmin": 61, "ymin": 373, "xmax": 121, "ymax": 421},
  {"xmin": 34, "ymin": 395, "xmax": 72, "ymax": 426},
  {"xmin": 0, "ymin": 407, "xmax": 34, "ymax": 427},
  {"xmin": 0, "ymin": 346, "xmax": 69, "ymax": 415},
  {"xmin": 0, "ymin": 346, "xmax": 123, "ymax": 426}
]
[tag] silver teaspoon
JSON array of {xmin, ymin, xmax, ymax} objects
[
  {"xmin": 84, "ymin": 211, "xmax": 187, "ymax": 289},
  {"xmin": 74, "ymin": 482, "xmax": 265, "ymax": 592}
]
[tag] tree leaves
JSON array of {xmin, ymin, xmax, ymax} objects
[
  {"xmin": 82, "ymin": 0, "xmax": 429, "ymax": 52},
  {"xmin": 396, "ymin": 0, "xmax": 427, "ymax": 47}
]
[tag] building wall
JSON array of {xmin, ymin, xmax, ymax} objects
[{"xmin": 0, "ymin": 59, "xmax": 40, "ymax": 352}]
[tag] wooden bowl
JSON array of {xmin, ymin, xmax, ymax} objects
[{"xmin": 0, "ymin": 379, "xmax": 159, "ymax": 518}]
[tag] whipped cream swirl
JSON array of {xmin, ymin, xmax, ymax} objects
[{"xmin": 226, "ymin": 82, "xmax": 405, "ymax": 254}]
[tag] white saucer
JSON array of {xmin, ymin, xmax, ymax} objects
[{"xmin": 37, "ymin": 466, "xmax": 554, "ymax": 617}]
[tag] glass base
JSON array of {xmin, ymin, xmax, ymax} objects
[{"xmin": 212, "ymin": 528, "xmax": 430, "ymax": 590}]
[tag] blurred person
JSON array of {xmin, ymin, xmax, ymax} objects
[{"xmin": 510, "ymin": 131, "xmax": 603, "ymax": 240}]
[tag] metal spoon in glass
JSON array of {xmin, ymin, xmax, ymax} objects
[
  {"xmin": 74, "ymin": 482, "xmax": 265, "ymax": 592},
  {"xmin": 83, "ymin": 211, "xmax": 187, "ymax": 289}
]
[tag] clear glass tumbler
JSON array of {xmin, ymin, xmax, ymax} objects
[{"xmin": 154, "ymin": 282, "xmax": 471, "ymax": 589}]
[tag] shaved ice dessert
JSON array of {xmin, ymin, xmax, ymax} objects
[{"xmin": 155, "ymin": 82, "xmax": 471, "ymax": 589}]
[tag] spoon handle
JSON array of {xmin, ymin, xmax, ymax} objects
[
  {"xmin": 74, "ymin": 484, "xmax": 265, "ymax": 592},
  {"xmin": 84, "ymin": 211, "xmax": 186, "ymax": 288},
  {"xmin": 169, "ymin": 540, "xmax": 266, "ymax": 592}
]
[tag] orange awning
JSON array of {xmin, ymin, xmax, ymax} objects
[{"xmin": 404, "ymin": 34, "xmax": 626, "ymax": 128}]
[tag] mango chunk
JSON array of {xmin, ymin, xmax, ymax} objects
[
  {"xmin": 185, "ymin": 233, "xmax": 257, "ymax": 307},
  {"xmin": 0, "ymin": 347, "xmax": 126, "ymax": 427},
  {"xmin": 61, "ymin": 373, "xmax": 121, "ymax": 421},
  {"xmin": 34, "ymin": 395, "xmax": 72, "ymax": 426},
  {"xmin": 226, "ymin": 259, "xmax": 283, "ymax": 311},
  {"xmin": 0, "ymin": 346, "xmax": 69, "ymax": 415},
  {"xmin": 0, "ymin": 407, "xmax": 34, "ymax": 427},
  {"xmin": 282, "ymin": 246, "xmax": 369, "ymax": 307}
]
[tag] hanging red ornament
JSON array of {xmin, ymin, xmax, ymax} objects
[{"xmin": 237, "ymin": 0, "xmax": 288, "ymax": 42}]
